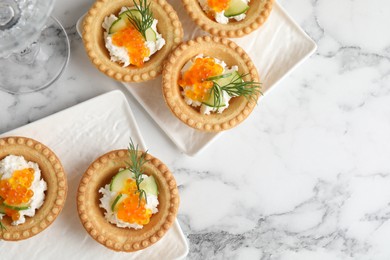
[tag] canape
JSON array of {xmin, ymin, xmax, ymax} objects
[
  {"xmin": 83, "ymin": 0, "xmax": 183, "ymax": 82},
  {"xmin": 0, "ymin": 137, "xmax": 67, "ymax": 241},
  {"xmin": 162, "ymin": 36, "xmax": 261, "ymax": 132},
  {"xmin": 77, "ymin": 141, "xmax": 179, "ymax": 252}
]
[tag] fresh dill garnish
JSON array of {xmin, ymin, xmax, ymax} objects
[
  {"xmin": 0, "ymin": 220, "xmax": 6, "ymax": 231},
  {"xmin": 125, "ymin": 0, "xmax": 154, "ymax": 40},
  {"xmin": 126, "ymin": 138, "xmax": 149, "ymax": 206},
  {"xmin": 204, "ymin": 72, "xmax": 262, "ymax": 108}
]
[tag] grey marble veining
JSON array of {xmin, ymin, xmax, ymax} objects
[{"xmin": 1, "ymin": 0, "xmax": 390, "ymax": 259}]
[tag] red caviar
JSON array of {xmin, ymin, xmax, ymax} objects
[
  {"xmin": 116, "ymin": 179, "xmax": 152, "ymax": 225},
  {"xmin": 207, "ymin": 0, "xmax": 230, "ymax": 12},
  {"xmin": 0, "ymin": 168, "xmax": 34, "ymax": 221},
  {"xmin": 112, "ymin": 26, "xmax": 150, "ymax": 67},
  {"xmin": 178, "ymin": 57, "xmax": 224, "ymax": 102}
]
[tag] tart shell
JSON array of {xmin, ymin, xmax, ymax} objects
[
  {"xmin": 77, "ymin": 149, "xmax": 179, "ymax": 252},
  {"xmin": 182, "ymin": 0, "xmax": 274, "ymax": 37},
  {"xmin": 0, "ymin": 136, "xmax": 68, "ymax": 241},
  {"xmin": 162, "ymin": 36, "xmax": 260, "ymax": 132},
  {"xmin": 83, "ymin": 0, "xmax": 183, "ymax": 82}
]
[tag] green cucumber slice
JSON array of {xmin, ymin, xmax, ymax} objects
[
  {"xmin": 139, "ymin": 176, "xmax": 158, "ymax": 196},
  {"xmin": 111, "ymin": 194, "xmax": 128, "ymax": 212},
  {"xmin": 145, "ymin": 27, "xmax": 157, "ymax": 42},
  {"xmin": 206, "ymin": 73, "xmax": 233, "ymax": 81},
  {"xmin": 119, "ymin": 9, "xmax": 142, "ymax": 21},
  {"xmin": 203, "ymin": 71, "xmax": 240, "ymax": 107},
  {"xmin": 109, "ymin": 169, "xmax": 134, "ymax": 192},
  {"xmin": 121, "ymin": 10, "xmax": 157, "ymax": 42},
  {"xmin": 225, "ymin": 0, "xmax": 249, "ymax": 17},
  {"xmin": 109, "ymin": 10, "xmax": 157, "ymax": 42},
  {"xmin": 215, "ymin": 71, "xmax": 240, "ymax": 86},
  {"xmin": 108, "ymin": 9, "xmax": 139, "ymax": 34},
  {"xmin": 109, "ymin": 17, "xmax": 128, "ymax": 34},
  {"xmin": 203, "ymin": 87, "xmax": 226, "ymax": 107},
  {"xmin": 3, "ymin": 201, "xmax": 30, "ymax": 211}
]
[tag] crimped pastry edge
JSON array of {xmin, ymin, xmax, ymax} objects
[
  {"xmin": 181, "ymin": 0, "xmax": 274, "ymax": 37},
  {"xmin": 82, "ymin": 0, "xmax": 183, "ymax": 82},
  {"xmin": 162, "ymin": 36, "xmax": 260, "ymax": 132},
  {"xmin": 77, "ymin": 149, "xmax": 179, "ymax": 252},
  {"xmin": 0, "ymin": 136, "xmax": 68, "ymax": 241}
]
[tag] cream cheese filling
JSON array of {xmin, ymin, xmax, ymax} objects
[
  {"xmin": 180, "ymin": 54, "xmax": 239, "ymax": 115},
  {"xmin": 99, "ymin": 174, "xmax": 159, "ymax": 230},
  {"xmin": 0, "ymin": 155, "xmax": 47, "ymax": 226},
  {"xmin": 102, "ymin": 7, "xmax": 166, "ymax": 67}
]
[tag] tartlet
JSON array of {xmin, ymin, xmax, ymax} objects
[
  {"xmin": 182, "ymin": 0, "xmax": 274, "ymax": 37},
  {"xmin": 83, "ymin": 0, "xmax": 183, "ymax": 82},
  {"xmin": 162, "ymin": 36, "xmax": 260, "ymax": 132},
  {"xmin": 77, "ymin": 149, "xmax": 179, "ymax": 252},
  {"xmin": 0, "ymin": 136, "xmax": 67, "ymax": 241}
]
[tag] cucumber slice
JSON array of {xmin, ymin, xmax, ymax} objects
[
  {"xmin": 108, "ymin": 10, "xmax": 139, "ymax": 34},
  {"xmin": 111, "ymin": 194, "xmax": 128, "ymax": 212},
  {"xmin": 119, "ymin": 9, "xmax": 142, "ymax": 21},
  {"xmin": 203, "ymin": 87, "xmax": 226, "ymax": 107},
  {"xmin": 206, "ymin": 73, "xmax": 232, "ymax": 81},
  {"xmin": 139, "ymin": 176, "xmax": 158, "ymax": 196},
  {"xmin": 203, "ymin": 71, "xmax": 240, "ymax": 107},
  {"xmin": 215, "ymin": 71, "xmax": 240, "ymax": 86},
  {"xmin": 108, "ymin": 17, "xmax": 128, "ymax": 34},
  {"xmin": 109, "ymin": 169, "xmax": 134, "ymax": 192},
  {"xmin": 3, "ymin": 201, "xmax": 30, "ymax": 211},
  {"xmin": 225, "ymin": 0, "xmax": 249, "ymax": 17},
  {"xmin": 109, "ymin": 10, "xmax": 157, "ymax": 42},
  {"xmin": 145, "ymin": 27, "xmax": 157, "ymax": 42}
]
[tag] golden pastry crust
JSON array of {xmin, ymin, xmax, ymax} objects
[
  {"xmin": 162, "ymin": 36, "xmax": 260, "ymax": 132},
  {"xmin": 83, "ymin": 0, "xmax": 183, "ymax": 82},
  {"xmin": 0, "ymin": 136, "xmax": 68, "ymax": 241},
  {"xmin": 77, "ymin": 149, "xmax": 179, "ymax": 252},
  {"xmin": 182, "ymin": 0, "xmax": 274, "ymax": 37}
]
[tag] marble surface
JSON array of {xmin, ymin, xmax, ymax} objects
[{"xmin": 1, "ymin": 0, "xmax": 390, "ymax": 259}]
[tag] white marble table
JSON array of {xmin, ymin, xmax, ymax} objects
[{"xmin": 1, "ymin": 0, "xmax": 390, "ymax": 259}]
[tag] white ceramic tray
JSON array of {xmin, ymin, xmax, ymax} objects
[
  {"xmin": 123, "ymin": 1, "xmax": 316, "ymax": 156},
  {"xmin": 77, "ymin": 1, "xmax": 316, "ymax": 156},
  {"xmin": 0, "ymin": 90, "xmax": 189, "ymax": 259}
]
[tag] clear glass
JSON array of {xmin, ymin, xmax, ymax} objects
[{"xmin": 0, "ymin": 0, "xmax": 70, "ymax": 94}]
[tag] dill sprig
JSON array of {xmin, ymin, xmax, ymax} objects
[
  {"xmin": 125, "ymin": 0, "xmax": 154, "ymax": 39},
  {"xmin": 126, "ymin": 139, "xmax": 149, "ymax": 206},
  {"xmin": 204, "ymin": 72, "xmax": 262, "ymax": 108}
]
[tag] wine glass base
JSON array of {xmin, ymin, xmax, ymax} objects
[{"xmin": 0, "ymin": 16, "xmax": 70, "ymax": 94}]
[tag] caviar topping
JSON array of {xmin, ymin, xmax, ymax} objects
[
  {"xmin": 0, "ymin": 168, "xmax": 34, "ymax": 221},
  {"xmin": 207, "ymin": 0, "xmax": 230, "ymax": 12},
  {"xmin": 178, "ymin": 57, "xmax": 224, "ymax": 102},
  {"xmin": 112, "ymin": 26, "xmax": 150, "ymax": 67},
  {"xmin": 116, "ymin": 179, "xmax": 152, "ymax": 225},
  {"xmin": 100, "ymin": 139, "xmax": 159, "ymax": 229}
]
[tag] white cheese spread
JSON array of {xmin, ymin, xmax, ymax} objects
[
  {"xmin": 181, "ymin": 55, "xmax": 239, "ymax": 114},
  {"xmin": 102, "ymin": 7, "xmax": 165, "ymax": 67},
  {"xmin": 0, "ymin": 155, "xmax": 47, "ymax": 225},
  {"xmin": 99, "ymin": 174, "xmax": 159, "ymax": 229}
]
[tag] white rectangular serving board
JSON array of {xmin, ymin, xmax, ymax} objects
[
  {"xmin": 123, "ymin": 1, "xmax": 317, "ymax": 156},
  {"xmin": 0, "ymin": 90, "xmax": 189, "ymax": 260}
]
